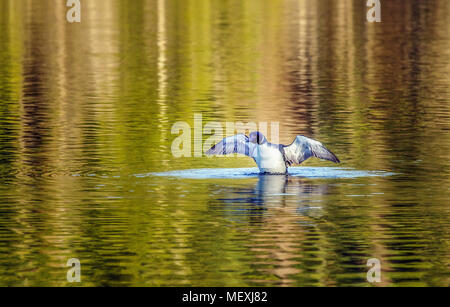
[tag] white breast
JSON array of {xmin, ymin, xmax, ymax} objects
[{"xmin": 255, "ymin": 143, "xmax": 287, "ymax": 174}]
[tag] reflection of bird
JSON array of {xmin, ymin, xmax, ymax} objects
[
  {"xmin": 255, "ymin": 175, "xmax": 328, "ymax": 215},
  {"xmin": 206, "ymin": 131, "xmax": 340, "ymax": 174},
  {"xmin": 217, "ymin": 175, "xmax": 327, "ymax": 222}
]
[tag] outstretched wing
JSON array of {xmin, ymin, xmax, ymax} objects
[
  {"xmin": 283, "ymin": 135, "xmax": 340, "ymax": 165},
  {"xmin": 205, "ymin": 134, "xmax": 257, "ymax": 157}
]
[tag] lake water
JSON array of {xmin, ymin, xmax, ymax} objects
[{"xmin": 0, "ymin": 0, "xmax": 449, "ymax": 286}]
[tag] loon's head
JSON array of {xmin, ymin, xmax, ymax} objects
[{"xmin": 249, "ymin": 131, "xmax": 267, "ymax": 145}]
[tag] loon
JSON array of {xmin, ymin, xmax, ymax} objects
[{"xmin": 205, "ymin": 131, "xmax": 340, "ymax": 174}]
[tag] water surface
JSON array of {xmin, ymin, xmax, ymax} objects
[{"xmin": 0, "ymin": 0, "xmax": 449, "ymax": 286}]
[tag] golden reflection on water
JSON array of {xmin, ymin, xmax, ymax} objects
[{"xmin": 0, "ymin": 0, "xmax": 449, "ymax": 286}]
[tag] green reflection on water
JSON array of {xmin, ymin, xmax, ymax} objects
[{"xmin": 0, "ymin": 0, "xmax": 449, "ymax": 286}]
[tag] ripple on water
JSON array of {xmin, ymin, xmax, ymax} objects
[{"xmin": 142, "ymin": 167, "xmax": 397, "ymax": 179}]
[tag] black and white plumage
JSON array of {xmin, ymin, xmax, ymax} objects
[{"xmin": 205, "ymin": 131, "xmax": 340, "ymax": 174}]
